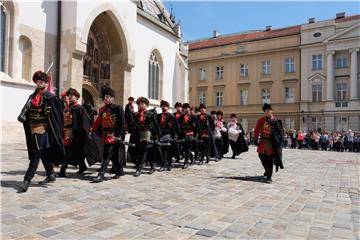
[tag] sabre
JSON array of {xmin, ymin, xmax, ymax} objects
[
  {"xmin": 46, "ymin": 61, "xmax": 54, "ymax": 74},
  {"xmin": 115, "ymin": 137, "xmax": 136, "ymax": 147}
]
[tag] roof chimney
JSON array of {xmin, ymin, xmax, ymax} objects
[
  {"xmin": 308, "ymin": 17, "xmax": 315, "ymax": 24},
  {"xmin": 265, "ymin": 25, "xmax": 272, "ymax": 31},
  {"xmin": 213, "ymin": 30, "xmax": 220, "ymax": 38},
  {"xmin": 336, "ymin": 12, "xmax": 345, "ymax": 19}
]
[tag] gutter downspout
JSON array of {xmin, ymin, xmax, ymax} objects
[{"xmin": 55, "ymin": 0, "xmax": 61, "ymax": 95}]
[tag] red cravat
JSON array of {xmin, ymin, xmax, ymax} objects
[{"xmin": 31, "ymin": 89, "xmax": 46, "ymax": 107}]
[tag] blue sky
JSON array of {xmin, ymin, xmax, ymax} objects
[{"xmin": 163, "ymin": 1, "xmax": 360, "ymax": 41}]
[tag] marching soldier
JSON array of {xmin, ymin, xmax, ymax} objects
[
  {"xmin": 158, "ymin": 100, "xmax": 179, "ymax": 171},
  {"xmin": 92, "ymin": 86, "xmax": 126, "ymax": 182},
  {"xmin": 58, "ymin": 88, "xmax": 92, "ymax": 177},
  {"xmin": 254, "ymin": 103, "xmax": 284, "ymax": 183},
  {"xmin": 179, "ymin": 103, "xmax": 200, "ymax": 168},
  {"xmin": 132, "ymin": 97, "xmax": 161, "ymax": 177},
  {"xmin": 17, "ymin": 70, "xmax": 65, "ymax": 192},
  {"xmin": 197, "ymin": 104, "xmax": 217, "ymax": 164}
]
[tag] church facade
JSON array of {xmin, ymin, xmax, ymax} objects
[{"xmin": 0, "ymin": 1, "xmax": 188, "ymax": 143}]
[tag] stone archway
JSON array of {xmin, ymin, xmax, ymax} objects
[{"xmin": 82, "ymin": 8, "xmax": 133, "ymax": 108}]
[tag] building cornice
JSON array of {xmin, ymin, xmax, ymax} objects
[{"xmin": 189, "ymin": 46, "xmax": 300, "ymax": 63}]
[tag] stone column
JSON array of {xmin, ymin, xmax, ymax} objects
[
  {"xmin": 326, "ymin": 51, "xmax": 335, "ymax": 101},
  {"xmin": 350, "ymin": 48, "xmax": 359, "ymax": 100}
]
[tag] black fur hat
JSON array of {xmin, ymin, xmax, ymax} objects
[
  {"xmin": 262, "ymin": 103, "xmax": 273, "ymax": 112},
  {"xmin": 136, "ymin": 96, "xmax": 150, "ymax": 106},
  {"xmin": 32, "ymin": 70, "xmax": 48, "ymax": 83},
  {"xmin": 216, "ymin": 110, "xmax": 223, "ymax": 116},
  {"xmin": 160, "ymin": 100, "xmax": 170, "ymax": 108},
  {"xmin": 182, "ymin": 103, "xmax": 191, "ymax": 109},
  {"xmin": 101, "ymin": 86, "xmax": 116, "ymax": 100},
  {"xmin": 199, "ymin": 103, "xmax": 206, "ymax": 110},
  {"xmin": 174, "ymin": 102, "xmax": 182, "ymax": 108},
  {"xmin": 66, "ymin": 88, "xmax": 80, "ymax": 99},
  {"xmin": 230, "ymin": 113, "xmax": 237, "ymax": 118}
]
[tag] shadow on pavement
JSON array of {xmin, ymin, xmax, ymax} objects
[
  {"xmin": 1, "ymin": 180, "xmax": 50, "ymax": 191},
  {"xmin": 215, "ymin": 175, "xmax": 265, "ymax": 183}
]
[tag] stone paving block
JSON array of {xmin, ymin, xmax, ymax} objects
[
  {"xmin": 37, "ymin": 229, "xmax": 60, "ymax": 238},
  {"xmin": 1, "ymin": 144, "xmax": 359, "ymax": 239}
]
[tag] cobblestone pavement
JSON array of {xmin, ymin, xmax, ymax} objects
[{"xmin": 1, "ymin": 143, "xmax": 359, "ymax": 239}]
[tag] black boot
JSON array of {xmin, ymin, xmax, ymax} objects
[
  {"xmin": 58, "ymin": 166, "xmax": 66, "ymax": 178},
  {"xmin": 134, "ymin": 169, "xmax": 141, "ymax": 177},
  {"xmin": 149, "ymin": 168, "xmax": 155, "ymax": 175},
  {"xmin": 93, "ymin": 173, "xmax": 104, "ymax": 183},
  {"xmin": 112, "ymin": 173, "xmax": 123, "ymax": 179},
  {"xmin": 18, "ymin": 179, "xmax": 31, "ymax": 193},
  {"xmin": 39, "ymin": 174, "xmax": 56, "ymax": 184},
  {"xmin": 76, "ymin": 167, "xmax": 87, "ymax": 174}
]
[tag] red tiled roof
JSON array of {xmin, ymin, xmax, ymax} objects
[
  {"xmin": 189, "ymin": 25, "xmax": 301, "ymax": 50},
  {"xmin": 335, "ymin": 14, "xmax": 360, "ymax": 23}
]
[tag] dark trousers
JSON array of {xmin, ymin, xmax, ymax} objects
[
  {"xmin": 61, "ymin": 145, "xmax": 87, "ymax": 172},
  {"xmin": 98, "ymin": 144, "xmax": 124, "ymax": 175},
  {"xmin": 24, "ymin": 150, "xmax": 54, "ymax": 181},
  {"xmin": 136, "ymin": 141, "xmax": 154, "ymax": 171},
  {"xmin": 199, "ymin": 137, "xmax": 210, "ymax": 162},
  {"xmin": 215, "ymin": 138, "xmax": 224, "ymax": 159},
  {"xmin": 183, "ymin": 136, "xmax": 194, "ymax": 164},
  {"xmin": 161, "ymin": 145, "xmax": 172, "ymax": 168},
  {"xmin": 259, "ymin": 154, "xmax": 274, "ymax": 180}
]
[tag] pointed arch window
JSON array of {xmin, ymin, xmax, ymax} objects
[{"xmin": 148, "ymin": 52, "xmax": 160, "ymax": 99}]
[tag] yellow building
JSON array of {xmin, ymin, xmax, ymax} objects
[{"xmin": 188, "ymin": 26, "xmax": 301, "ymax": 131}]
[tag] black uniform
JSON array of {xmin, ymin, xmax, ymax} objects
[
  {"xmin": 19, "ymin": 89, "xmax": 65, "ymax": 187},
  {"xmin": 158, "ymin": 111, "xmax": 179, "ymax": 170},
  {"xmin": 132, "ymin": 109, "xmax": 161, "ymax": 176},
  {"xmin": 179, "ymin": 111, "xmax": 200, "ymax": 167},
  {"xmin": 92, "ymin": 104, "xmax": 126, "ymax": 180},
  {"xmin": 197, "ymin": 113, "xmax": 217, "ymax": 164},
  {"xmin": 59, "ymin": 102, "xmax": 92, "ymax": 176}
]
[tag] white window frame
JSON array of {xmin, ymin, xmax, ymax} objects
[
  {"xmin": 216, "ymin": 66, "xmax": 224, "ymax": 80},
  {"xmin": 216, "ymin": 91, "xmax": 223, "ymax": 107},
  {"xmin": 285, "ymin": 57, "xmax": 295, "ymax": 73},
  {"xmin": 336, "ymin": 54, "xmax": 348, "ymax": 69},
  {"xmin": 312, "ymin": 54, "xmax": 323, "ymax": 70},
  {"xmin": 240, "ymin": 89, "xmax": 248, "ymax": 106},
  {"xmin": 311, "ymin": 117, "xmax": 321, "ymax": 131},
  {"xmin": 336, "ymin": 82, "xmax": 348, "ymax": 101},
  {"xmin": 240, "ymin": 64, "xmax": 248, "ymax": 77},
  {"xmin": 285, "ymin": 118, "xmax": 295, "ymax": 130},
  {"xmin": 261, "ymin": 88, "xmax": 271, "ymax": 104},
  {"xmin": 199, "ymin": 91, "xmax": 206, "ymax": 104},
  {"xmin": 312, "ymin": 84, "xmax": 322, "ymax": 102},
  {"xmin": 285, "ymin": 87, "xmax": 294, "ymax": 103},
  {"xmin": 262, "ymin": 60, "xmax": 271, "ymax": 75},
  {"xmin": 199, "ymin": 67, "xmax": 206, "ymax": 80}
]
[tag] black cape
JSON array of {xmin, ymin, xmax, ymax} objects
[
  {"xmin": 198, "ymin": 114, "xmax": 218, "ymax": 158},
  {"xmin": 66, "ymin": 104, "xmax": 96, "ymax": 167},
  {"xmin": 271, "ymin": 119, "xmax": 284, "ymax": 171},
  {"xmin": 21, "ymin": 90, "xmax": 65, "ymax": 165}
]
